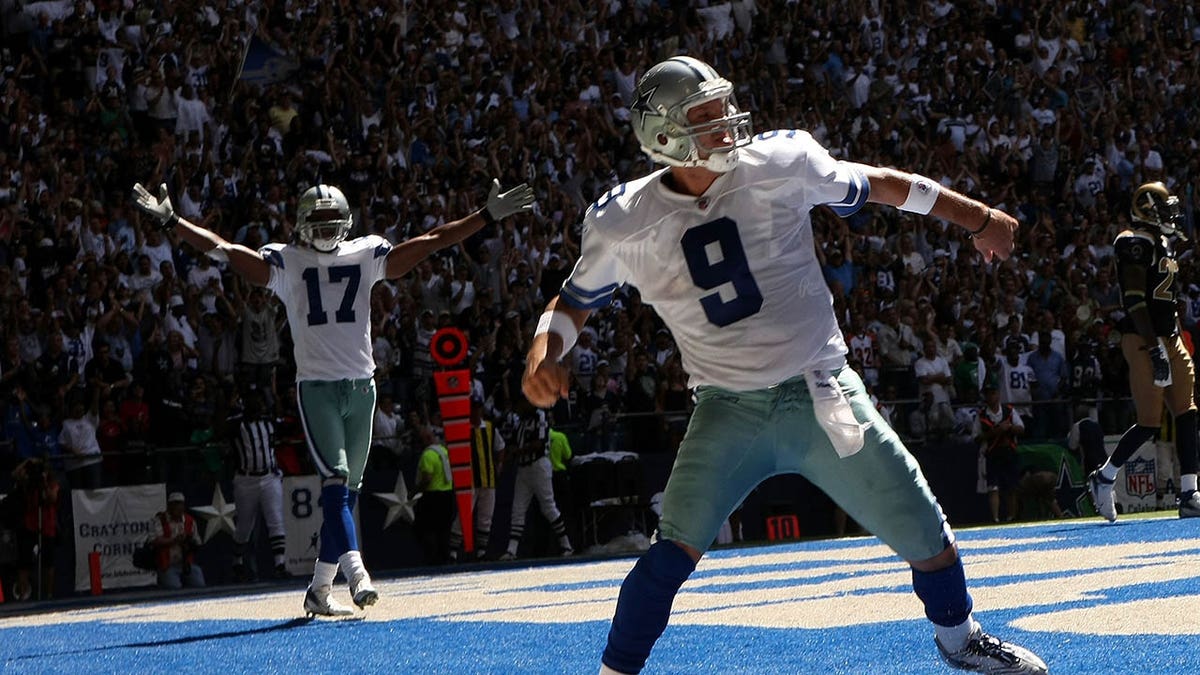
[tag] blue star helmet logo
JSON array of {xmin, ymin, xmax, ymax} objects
[{"xmin": 632, "ymin": 85, "xmax": 659, "ymax": 131}]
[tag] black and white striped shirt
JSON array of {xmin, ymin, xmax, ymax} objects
[
  {"xmin": 514, "ymin": 409, "xmax": 549, "ymax": 466},
  {"xmin": 229, "ymin": 414, "xmax": 277, "ymax": 475}
]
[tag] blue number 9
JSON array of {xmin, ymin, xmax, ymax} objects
[{"xmin": 680, "ymin": 217, "xmax": 763, "ymax": 327}]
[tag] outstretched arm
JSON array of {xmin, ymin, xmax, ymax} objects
[
  {"xmin": 133, "ymin": 183, "xmax": 271, "ymax": 286},
  {"xmin": 385, "ymin": 179, "xmax": 533, "ymax": 279},
  {"xmin": 859, "ymin": 165, "xmax": 1018, "ymax": 262}
]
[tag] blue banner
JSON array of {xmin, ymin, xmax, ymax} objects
[{"xmin": 238, "ymin": 35, "xmax": 298, "ymax": 85}]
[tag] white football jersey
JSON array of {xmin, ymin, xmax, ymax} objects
[
  {"xmin": 998, "ymin": 360, "xmax": 1036, "ymax": 414},
  {"xmin": 261, "ymin": 235, "xmax": 392, "ymax": 381},
  {"xmin": 563, "ymin": 130, "xmax": 870, "ymax": 391}
]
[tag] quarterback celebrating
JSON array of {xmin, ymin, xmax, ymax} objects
[
  {"xmin": 1089, "ymin": 182, "xmax": 1200, "ymax": 521},
  {"xmin": 134, "ymin": 178, "xmax": 533, "ymax": 616},
  {"xmin": 522, "ymin": 56, "xmax": 1047, "ymax": 673}
]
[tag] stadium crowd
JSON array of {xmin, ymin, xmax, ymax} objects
[{"xmin": 1, "ymin": 0, "xmax": 1199, "ymax": 514}]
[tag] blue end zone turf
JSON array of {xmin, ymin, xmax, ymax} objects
[{"xmin": 2, "ymin": 516, "xmax": 1197, "ymax": 673}]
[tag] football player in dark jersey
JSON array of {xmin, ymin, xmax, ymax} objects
[{"xmin": 1089, "ymin": 182, "xmax": 1200, "ymax": 520}]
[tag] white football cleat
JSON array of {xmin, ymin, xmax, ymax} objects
[
  {"xmin": 1180, "ymin": 490, "xmax": 1200, "ymax": 518},
  {"xmin": 304, "ymin": 585, "xmax": 354, "ymax": 617},
  {"xmin": 936, "ymin": 628, "xmax": 1048, "ymax": 674},
  {"xmin": 1088, "ymin": 470, "xmax": 1117, "ymax": 522},
  {"xmin": 350, "ymin": 574, "xmax": 378, "ymax": 609}
]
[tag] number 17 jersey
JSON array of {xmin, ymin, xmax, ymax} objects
[
  {"xmin": 561, "ymin": 130, "xmax": 870, "ymax": 391},
  {"xmin": 261, "ymin": 235, "xmax": 392, "ymax": 382}
]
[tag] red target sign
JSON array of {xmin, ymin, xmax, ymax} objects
[{"xmin": 430, "ymin": 327, "xmax": 468, "ymax": 367}]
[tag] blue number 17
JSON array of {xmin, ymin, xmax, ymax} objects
[
  {"xmin": 680, "ymin": 218, "xmax": 763, "ymax": 327},
  {"xmin": 302, "ymin": 264, "xmax": 361, "ymax": 326}
]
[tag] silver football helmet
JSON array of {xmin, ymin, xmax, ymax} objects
[
  {"xmin": 296, "ymin": 184, "xmax": 353, "ymax": 252},
  {"xmin": 1131, "ymin": 181, "xmax": 1184, "ymax": 239},
  {"xmin": 630, "ymin": 56, "xmax": 752, "ymax": 173}
]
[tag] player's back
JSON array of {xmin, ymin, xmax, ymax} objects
[
  {"xmin": 1114, "ymin": 229, "xmax": 1178, "ymax": 337},
  {"xmin": 261, "ymin": 235, "xmax": 391, "ymax": 381}
]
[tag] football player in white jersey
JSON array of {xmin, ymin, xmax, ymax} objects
[
  {"xmin": 522, "ymin": 57, "xmax": 1046, "ymax": 674},
  {"xmin": 133, "ymin": 179, "xmax": 533, "ymax": 616}
]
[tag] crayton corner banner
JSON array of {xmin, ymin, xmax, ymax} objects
[{"xmin": 72, "ymin": 484, "xmax": 165, "ymax": 591}]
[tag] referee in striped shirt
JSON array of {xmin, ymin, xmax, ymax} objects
[{"xmin": 230, "ymin": 390, "xmax": 289, "ymax": 580}]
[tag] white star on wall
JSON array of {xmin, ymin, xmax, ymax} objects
[
  {"xmin": 191, "ymin": 484, "xmax": 237, "ymax": 543},
  {"xmin": 372, "ymin": 473, "xmax": 419, "ymax": 529}
]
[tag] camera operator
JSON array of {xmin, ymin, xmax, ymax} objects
[
  {"xmin": 153, "ymin": 492, "xmax": 205, "ymax": 589},
  {"xmin": 2, "ymin": 458, "xmax": 60, "ymax": 601}
]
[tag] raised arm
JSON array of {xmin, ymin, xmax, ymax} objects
[
  {"xmin": 132, "ymin": 183, "xmax": 271, "ymax": 287},
  {"xmin": 384, "ymin": 179, "xmax": 533, "ymax": 279}
]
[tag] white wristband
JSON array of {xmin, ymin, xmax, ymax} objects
[
  {"xmin": 535, "ymin": 311, "xmax": 579, "ymax": 355},
  {"xmin": 899, "ymin": 175, "xmax": 940, "ymax": 215}
]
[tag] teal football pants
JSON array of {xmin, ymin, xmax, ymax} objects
[
  {"xmin": 657, "ymin": 367, "xmax": 952, "ymax": 562},
  {"xmin": 297, "ymin": 378, "xmax": 377, "ymax": 491}
]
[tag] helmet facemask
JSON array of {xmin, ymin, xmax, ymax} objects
[
  {"xmin": 633, "ymin": 57, "xmax": 753, "ymax": 173},
  {"xmin": 296, "ymin": 185, "xmax": 353, "ymax": 252},
  {"xmin": 1131, "ymin": 181, "xmax": 1185, "ymax": 239}
]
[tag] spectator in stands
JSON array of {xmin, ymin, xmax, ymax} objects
[
  {"xmin": 235, "ymin": 286, "xmax": 281, "ymax": 410},
  {"xmin": 59, "ymin": 393, "xmax": 103, "ymax": 490},
  {"xmin": 976, "ymin": 383, "xmax": 1025, "ymax": 523},
  {"xmin": 953, "ymin": 342, "xmax": 985, "ymax": 406},
  {"xmin": 1026, "ymin": 331, "xmax": 1069, "ymax": 439},
  {"xmin": 84, "ymin": 341, "xmax": 131, "ymax": 403},
  {"xmin": 3, "ymin": 458, "xmax": 59, "ymax": 601},
  {"xmin": 914, "ymin": 341, "xmax": 955, "ymax": 437},
  {"xmin": 34, "ymin": 332, "xmax": 78, "ymax": 408}
]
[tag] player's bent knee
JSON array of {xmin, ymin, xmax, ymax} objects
[
  {"xmin": 635, "ymin": 541, "xmax": 698, "ymax": 591},
  {"xmin": 670, "ymin": 539, "xmax": 704, "ymax": 564},
  {"xmin": 909, "ymin": 542, "xmax": 958, "ymax": 572}
]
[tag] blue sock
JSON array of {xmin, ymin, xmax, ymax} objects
[
  {"xmin": 318, "ymin": 483, "xmax": 359, "ymax": 563},
  {"xmin": 911, "ymin": 557, "xmax": 973, "ymax": 627},
  {"xmin": 602, "ymin": 541, "xmax": 697, "ymax": 674}
]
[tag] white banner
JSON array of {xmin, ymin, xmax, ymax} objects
[
  {"xmin": 281, "ymin": 476, "xmax": 360, "ymax": 577},
  {"xmin": 72, "ymin": 484, "xmax": 165, "ymax": 592}
]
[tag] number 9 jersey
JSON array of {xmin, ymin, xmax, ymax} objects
[
  {"xmin": 561, "ymin": 130, "xmax": 870, "ymax": 391},
  {"xmin": 1115, "ymin": 230, "xmax": 1180, "ymax": 338},
  {"xmin": 260, "ymin": 235, "xmax": 392, "ymax": 381}
]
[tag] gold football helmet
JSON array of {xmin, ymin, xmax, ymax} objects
[{"xmin": 1131, "ymin": 181, "xmax": 1184, "ymax": 238}]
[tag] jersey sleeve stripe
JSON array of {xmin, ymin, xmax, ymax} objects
[
  {"xmin": 828, "ymin": 164, "xmax": 870, "ymax": 217},
  {"xmin": 373, "ymin": 243, "xmax": 391, "ymax": 258},
  {"xmin": 560, "ymin": 286, "xmax": 616, "ymax": 310},
  {"xmin": 563, "ymin": 280, "xmax": 619, "ymax": 300},
  {"xmin": 263, "ymin": 249, "xmax": 285, "ymax": 269}
]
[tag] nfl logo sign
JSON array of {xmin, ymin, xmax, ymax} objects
[{"xmin": 1125, "ymin": 458, "xmax": 1156, "ymax": 498}]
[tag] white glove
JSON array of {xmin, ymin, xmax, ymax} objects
[
  {"xmin": 485, "ymin": 179, "xmax": 535, "ymax": 221},
  {"xmin": 132, "ymin": 182, "xmax": 178, "ymax": 229}
]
